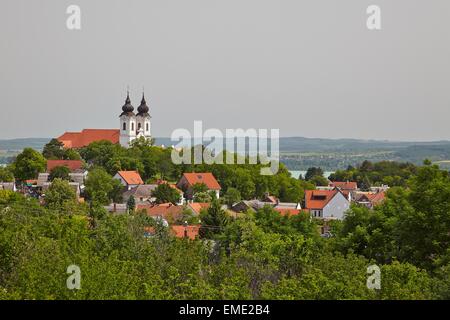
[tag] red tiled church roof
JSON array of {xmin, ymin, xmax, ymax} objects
[{"xmin": 57, "ymin": 129, "xmax": 120, "ymax": 148}]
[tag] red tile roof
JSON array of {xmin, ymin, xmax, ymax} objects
[
  {"xmin": 274, "ymin": 208, "xmax": 301, "ymax": 216},
  {"xmin": 46, "ymin": 160, "xmax": 84, "ymax": 172},
  {"xmin": 57, "ymin": 129, "xmax": 120, "ymax": 148},
  {"xmin": 137, "ymin": 203, "xmax": 184, "ymax": 221},
  {"xmin": 305, "ymin": 189, "xmax": 339, "ymax": 210},
  {"xmin": 170, "ymin": 225, "xmax": 200, "ymax": 240},
  {"xmin": 188, "ymin": 202, "xmax": 211, "ymax": 215},
  {"xmin": 330, "ymin": 181, "xmax": 358, "ymax": 190},
  {"xmin": 117, "ymin": 171, "xmax": 144, "ymax": 185},
  {"xmin": 367, "ymin": 192, "xmax": 385, "ymax": 206},
  {"xmin": 181, "ymin": 173, "xmax": 221, "ymax": 190}
]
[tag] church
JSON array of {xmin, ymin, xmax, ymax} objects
[{"xmin": 57, "ymin": 92, "xmax": 152, "ymax": 148}]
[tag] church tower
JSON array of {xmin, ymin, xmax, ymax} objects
[
  {"xmin": 136, "ymin": 93, "xmax": 152, "ymax": 139},
  {"xmin": 119, "ymin": 92, "xmax": 137, "ymax": 148}
]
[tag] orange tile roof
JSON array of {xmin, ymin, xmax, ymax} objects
[
  {"xmin": 57, "ymin": 129, "xmax": 120, "ymax": 148},
  {"xmin": 46, "ymin": 160, "xmax": 84, "ymax": 172},
  {"xmin": 367, "ymin": 192, "xmax": 385, "ymax": 206},
  {"xmin": 305, "ymin": 189, "xmax": 339, "ymax": 210},
  {"xmin": 188, "ymin": 202, "xmax": 210, "ymax": 215},
  {"xmin": 330, "ymin": 181, "xmax": 358, "ymax": 190},
  {"xmin": 117, "ymin": 171, "xmax": 144, "ymax": 185},
  {"xmin": 137, "ymin": 203, "xmax": 184, "ymax": 220},
  {"xmin": 170, "ymin": 225, "xmax": 200, "ymax": 240},
  {"xmin": 274, "ymin": 208, "xmax": 301, "ymax": 216},
  {"xmin": 182, "ymin": 173, "xmax": 221, "ymax": 190}
]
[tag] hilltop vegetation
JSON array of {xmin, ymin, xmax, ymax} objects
[
  {"xmin": 0, "ymin": 139, "xmax": 449, "ymax": 299},
  {"xmin": 0, "ymin": 162, "xmax": 449, "ymax": 299},
  {"xmin": 2, "ymin": 137, "xmax": 450, "ymax": 170}
]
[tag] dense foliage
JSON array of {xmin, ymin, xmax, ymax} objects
[
  {"xmin": 0, "ymin": 187, "xmax": 445, "ymax": 299},
  {"xmin": 2, "ymin": 141, "xmax": 449, "ymax": 300},
  {"xmin": 329, "ymin": 160, "xmax": 418, "ymax": 188}
]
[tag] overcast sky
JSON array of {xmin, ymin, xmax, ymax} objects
[{"xmin": 0, "ymin": 0, "xmax": 449, "ymax": 141}]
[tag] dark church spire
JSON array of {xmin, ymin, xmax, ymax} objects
[
  {"xmin": 120, "ymin": 90, "xmax": 135, "ymax": 116},
  {"xmin": 137, "ymin": 91, "xmax": 150, "ymax": 117}
]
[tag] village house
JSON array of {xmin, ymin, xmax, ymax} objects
[
  {"xmin": 46, "ymin": 160, "xmax": 85, "ymax": 173},
  {"xmin": 136, "ymin": 202, "xmax": 185, "ymax": 224},
  {"xmin": 170, "ymin": 225, "xmax": 200, "ymax": 240},
  {"xmin": 353, "ymin": 191, "xmax": 386, "ymax": 209},
  {"xmin": 187, "ymin": 202, "xmax": 211, "ymax": 215},
  {"xmin": 113, "ymin": 170, "xmax": 144, "ymax": 190},
  {"xmin": 329, "ymin": 181, "xmax": 358, "ymax": 201},
  {"xmin": 176, "ymin": 172, "xmax": 221, "ymax": 200},
  {"xmin": 122, "ymin": 184, "xmax": 157, "ymax": 204},
  {"xmin": 304, "ymin": 189, "xmax": 350, "ymax": 220},
  {"xmin": 144, "ymin": 224, "xmax": 200, "ymax": 240}
]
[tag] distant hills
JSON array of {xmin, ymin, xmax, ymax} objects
[{"xmin": 1, "ymin": 137, "xmax": 450, "ymax": 170}]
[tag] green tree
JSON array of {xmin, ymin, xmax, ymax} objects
[
  {"xmin": 0, "ymin": 166, "xmax": 14, "ymax": 182},
  {"xmin": 152, "ymin": 183, "xmax": 181, "ymax": 204},
  {"xmin": 193, "ymin": 192, "xmax": 212, "ymax": 203},
  {"xmin": 13, "ymin": 148, "xmax": 46, "ymax": 181},
  {"xmin": 224, "ymin": 187, "xmax": 241, "ymax": 207},
  {"xmin": 42, "ymin": 139, "xmax": 65, "ymax": 159},
  {"xmin": 127, "ymin": 196, "xmax": 136, "ymax": 212},
  {"xmin": 305, "ymin": 167, "xmax": 324, "ymax": 181},
  {"xmin": 199, "ymin": 199, "xmax": 229, "ymax": 239},
  {"xmin": 85, "ymin": 168, "xmax": 123, "ymax": 205},
  {"xmin": 49, "ymin": 165, "xmax": 70, "ymax": 181},
  {"xmin": 64, "ymin": 148, "xmax": 82, "ymax": 160},
  {"xmin": 44, "ymin": 178, "xmax": 77, "ymax": 210},
  {"xmin": 310, "ymin": 175, "xmax": 329, "ymax": 187},
  {"xmin": 192, "ymin": 183, "xmax": 209, "ymax": 194}
]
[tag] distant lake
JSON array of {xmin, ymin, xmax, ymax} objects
[{"xmin": 288, "ymin": 170, "xmax": 335, "ymax": 179}]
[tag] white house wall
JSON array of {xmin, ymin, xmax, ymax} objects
[{"xmin": 323, "ymin": 193, "xmax": 350, "ymax": 220}]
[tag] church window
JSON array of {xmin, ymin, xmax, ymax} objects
[
  {"xmin": 138, "ymin": 123, "xmax": 141, "ymax": 130},
  {"xmin": 123, "ymin": 122, "xmax": 126, "ymax": 131},
  {"xmin": 146, "ymin": 123, "xmax": 149, "ymax": 131},
  {"xmin": 131, "ymin": 123, "xmax": 134, "ymax": 131}
]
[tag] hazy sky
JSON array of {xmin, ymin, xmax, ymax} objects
[{"xmin": 1, "ymin": 0, "xmax": 449, "ymax": 141}]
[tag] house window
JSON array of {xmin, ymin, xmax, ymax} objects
[{"xmin": 123, "ymin": 122, "xmax": 126, "ymax": 131}]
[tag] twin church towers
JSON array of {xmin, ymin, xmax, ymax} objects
[{"xmin": 119, "ymin": 91, "xmax": 152, "ymax": 147}]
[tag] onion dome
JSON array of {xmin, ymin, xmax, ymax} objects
[
  {"xmin": 120, "ymin": 91, "xmax": 135, "ymax": 116},
  {"xmin": 136, "ymin": 93, "xmax": 150, "ymax": 117}
]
